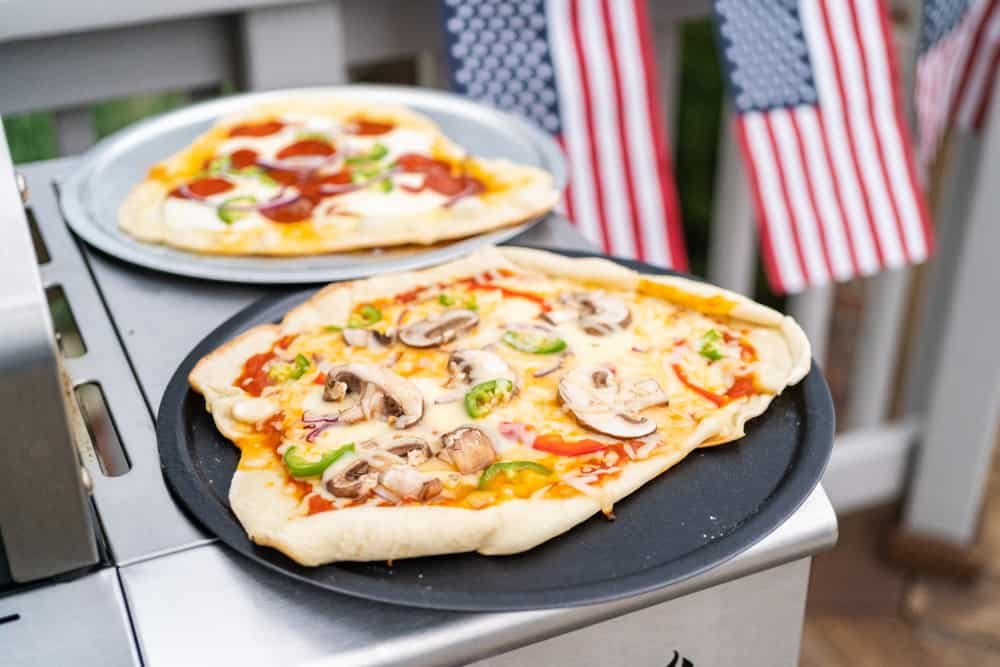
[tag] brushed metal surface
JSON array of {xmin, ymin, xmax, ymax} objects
[
  {"xmin": 58, "ymin": 85, "xmax": 567, "ymax": 283},
  {"xmin": 0, "ymin": 569, "xmax": 140, "ymax": 667},
  {"xmin": 0, "ymin": 130, "xmax": 98, "ymax": 582},
  {"xmin": 119, "ymin": 488, "xmax": 834, "ymax": 667}
]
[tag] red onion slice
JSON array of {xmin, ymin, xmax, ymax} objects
[
  {"xmin": 257, "ymin": 190, "xmax": 302, "ymax": 212},
  {"xmin": 372, "ymin": 485, "xmax": 401, "ymax": 505},
  {"xmin": 256, "ymin": 153, "xmax": 340, "ymax": 173},
  {"xmin": 302, "ymin": 411, "xmax": 339, "ymax": 425}
]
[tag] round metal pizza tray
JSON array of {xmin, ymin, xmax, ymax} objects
[
  {"xmin": 59, "ymin": 85, "xmax": 566, "ymax": 284},
  {"xmin": 158, "ymin": 250, "xmax": 834, "ymax": 611}
]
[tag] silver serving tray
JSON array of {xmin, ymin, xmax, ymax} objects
[{"xmin": 59, "ymin": 85, "xmax": 566, "ymax": 284}]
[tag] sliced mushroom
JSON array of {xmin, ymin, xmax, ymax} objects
[
  {"xmin": 384, "ymin": 436, "xmax": 434, "ymax": 466},
  {"xmin": 399, "ymin": 310, "xmax": 479, "ymax": 348},
  {"xmin": 342, "ymin": 328, "xmax": 394, "ymax": 349},
  {"xmin": 558, "ymin": 366, "xmax": 668, "ymax": 439},
  {"xmin": 379, "ymin": 465, "xmax": 442, "ymax": 501},
  {"xmin": 448, "ymin": 349, "xmax": 517, "ymax": 389},
  {"xmin": 549, "ymin": 291, "xmax": 632, "ymax": 335},
  {"xmin": 576, "ymin": 293, "xmax": 631, "ymax": 335},
  {"xmin": 439, "ymin": 426, "xmax": 497, "ymax": 474},
  {"xmin": 323, "ymin": 364, "xmax": 424, "ymax": 428},
  {"xmin": 326, "ymin": 459, "xmax": 378, "ymax": 498}
]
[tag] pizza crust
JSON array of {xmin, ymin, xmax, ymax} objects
[
  {"xmin": 189, "ymin": 247, "xmax": 812, "ymax": 564},
  {"xmin": 119, "ymin": 94, "xmax": 559, "ymax": 255}
]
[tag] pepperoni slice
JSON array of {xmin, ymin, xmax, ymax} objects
[
  {"xmin": 353, "ymin": 119, "xmax": 394, "ymax": 135},
  {"xmin": 260, "ymin": 197, "xmax": 315, "ymax": 224},
  {"xmin": 229, "ymin": 121, "xmax": 285, "ymax": 137},
  {"xmin": 265, "ymin": 168, "xmax": 301, "ymax": 187},
  {"xmin": 170, "ymin": 177, "xmax": 235, "ymax": 199},
  {"xmin": 396, "ymin": 153, "xmax": 451, "ymax": 174},
  {"xmin": 298, "ymin": 170, "xmax": 353, "ymax": 198},
  {"xmin": 229, "ymin": 149, "xmax": 259, "ymax": 169},
  {"xmin": 276, "ymin": 139, "xmax": 335, "ymax": 159}
]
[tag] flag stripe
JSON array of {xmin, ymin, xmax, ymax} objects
[
  {"xmin": 633, "ymin": 0, "xmax": 688, "ymax": 270},
  {"xmin": 567, "ymin": 0, "xmax": 615, "ymax": 253},
  {"xmin": 825, "ymin": 0, "xmax": 904, "ymax": 267},
  {"xmin": 546, "ymin": 0, "xmax": 602, "ymax": 246},
  {"xmin": 578, "ymin": 2, "xmax": 641, "ymax": 257},
  {"xmin": 862, "ymin": 0, "xmax": 932, "ymax": 261},
  {"xmin": 744, "ymin": 112, "xmax": 807, "ymax": 292},
  {"xmin": 958, "ymin": 7, "xmax": 1000, "ymax": 128},
  {"xmin": 787, "ymin": 109, "xmax": 840, "ymax": 280},
  {"xmin": 770, "ymin": 109, "xmax": 832, "ymax": 285},
  {"xmin": 947, "ymin": 0, "xmax": 997, "ymax": 129},
  {"xmin": 972, "ymin": 33, "xmax": 1000, "ymax": 128},
  {"xmin": 794, "ymin": 108, "xmax": 858, "ymax": 280},
  {"xmin": 611, "ymin": 0, "xmax": 672, "ymax": 267},
  {"xmin": 802, "ymin": 0, "xmax": 882, "ymax": 274},
  {"xmin": 735, "ymin": 116, "xmax": 787, "ymax": 293}
]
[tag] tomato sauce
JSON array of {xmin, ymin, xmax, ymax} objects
[
  {"xmin": 306, "ymin": 494, "xmax": 335, "ymax": 515},
  {"xmin": 672, "ymin": 364, "xmax": 727, "ymax": 407},
  {"xmin": 229, "ymin": 120, "xmax": 285, "ymax": 137},
  {"xmin": 725, "ymin": 375, "xmax": 756, "ymax": 400},
  {"xmin": 723, "ymin": 331, "xmax": 757, "ymax": 362},
  {"xmin": 235, "ymin": 351, "xmax": 275, "ymax": 396}
]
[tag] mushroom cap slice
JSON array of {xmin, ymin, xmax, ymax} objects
[
  {"xmin": 323, "ymin": 364, "xmax": 424, "ymax": 428},
  {"xmin": 558, "ymin": 366, "xmax": 667, "ymax": 439},
  {"xmin": 342, "ymin": 328, "xmax": 394, "ymax": 349},
  {"xmin": 448, "ymin": 349, "xmax": 517, "ymax": 389},
  {"xmin": 326, "ymin": 459, "xmax": 377, "ymax": 498},
  {"xmin": 383, "ymin": 436, "xmax": 434, "ymax": 465},
  {"xmin": 556, "ymin": 291, "xmax": 632, "ymax": 335},
  {"xmin": 439, "ymin": 426, "xmax": 497, "ymax": 474},
  {"xmin": 399, "ymin": 310, "xmax": 479, "ymax": 348},
  {"xmin": 379, "ymin": 465, "xmax": 443, "ymax": 501}
]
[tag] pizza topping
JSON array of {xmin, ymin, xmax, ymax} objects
[
  {"xmin": 231, "ymin": 397, "xmax": 280, "ymax": 424},
  {"xmin": 348, "ymin": 305, "xmax": 382, "ymax": 329},
  {"xmin": 502, "ymin": 324, "xmax": 567, "ymax": 354},
  {"xmin": 395, "ymin": 152, "xmax": 485, "ymax": 200},
  {"xmin": 174, "ymin": 177, "xmax": 236, "ymax": 199},
  {"xmin": 322, "ymin": 364, "xmax": 424, "ymax": 428},
  {"xmin": 267, "ymin": 353, "xmax": 311, "ymax": 382},
  {"xmin": 228, "ymin": 120, "xmax": 285, "ymax": 137},
  {"xmin": 399, "ymin": 309, "xmax": 479, "ymax": 348},
  {"xmin": 478, "ymin": 461, "xmax": 551, "ymax": 490},
  {"xmin": 276, "ymin": 138, "xmax": 336, "ymax": 160},
  {"xmin": 464, "ymin": 379, "xmax": 515, "ymax": 418},
  {"xmin": 283, "ymin": 443, "xmax": 354, "ymax": 478},
  {"xmin": 532, "ymin": 433, "xmax": 608, "ymax": 456},
  {"xmin": 439, "ymin": 426, "xmax": 497, "ymax": 474},
  {"xmin": 379, "ymin": 466, "xmax": 443, "ymax": 501},
  {"xmin": 382, "ymin": 437, "xmax": 434, "ymax": 466},
  {"xmin": 698, "ymin": 329, "xmax": 724, "ymax": 361},
  {"xmin": 448, "ymin": 349, "xmax": 517, "ymax": 388},
  {"xmin": 350, "ymin": 118, "xmax": 395, "ymax": 135},
  {"xmin": 326, "ymin": 459, "xmax": 377, "ymax": 498},
  {"xmin": 341, "ymin": 327, "xmax": 393, "ymax": 349},
  {"xmin": 558, "ymin": 367, "xmax": 668, "ymax": 439},
  {"xmin": 217, "ymin": 195, "xmax": 258, "ymax": 224},
  {"xmin": 235, "ymin": 351, "xmax": 277, "ymax": 396},
  {"xmin": 542, "ymin": 292, "xmax": 631, "ymax": 335}
]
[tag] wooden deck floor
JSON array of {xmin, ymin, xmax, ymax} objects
[{"xmin": 801, "ymin": 453, "xmax": 1000, "ymax": 666}]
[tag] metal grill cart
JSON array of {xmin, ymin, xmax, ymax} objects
[{"xmin": 0, "ymin": 137, "xmax": 836, "ymax": 665}]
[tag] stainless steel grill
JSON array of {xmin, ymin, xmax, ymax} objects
[{"xmin": 0, "ymin": 152, "xmax": 837, "ymax": 667}]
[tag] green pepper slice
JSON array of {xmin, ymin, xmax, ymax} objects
[
  {"xmin": 283, "ymin": 443, "xmax": 355, "ymax": 478},
  {"xmin": 347, "ymin": 305, "xmax": 382, "ymax": 329},
  {"xmin": 502, "ymin": 329, "xmax": 567, "ymax": 354},
  {"xmin": 698, "ymin": 328, "xmax": 723, "ymax": 361},
  {"xmin": 464, "ymin": 379, "xmax": 515, "ymax": 418},
  {"xmin": 267, "ymin": 353, "xmax": 311, "ymax": 382},
  {"xmin": 438, "ymin": 293, "xmax": 456, "ymax": 306},
  {"xmin": 346, "ymin": 143, "xmax": 389, "ymax": 165},
  {"xmin": 478, "ymin": 460, "xmax": 551, "ymax": 489},
  {"xmin": 289, "ymin": 353, "xmax": 311, "ymax": 380},
  {"xmin": 217, "ymin": 195, "xmax": 257, "ymax": 224}
]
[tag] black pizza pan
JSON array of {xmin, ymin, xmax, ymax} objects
[{"xmin": 157, "ymin": 250, "xmax": 834, "ymax": 612}]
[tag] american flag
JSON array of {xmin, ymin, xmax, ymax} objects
[
  {"xmin": 915, "ymin": 0, "xmax": 1000, "ymax": 173},
  {"xmin": 714, "ymin": 0, "xmax": 933, "ymax": 294},
  {"xmin": 441, "ymin": 0, "xmax": 688, "ymax": 270}
]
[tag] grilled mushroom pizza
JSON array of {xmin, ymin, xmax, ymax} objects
[
  {"xmin": 120, "ymin": 95, "xmax": 558, "ymax": 255},
  {"xmin": 189, "ymin": 248, "xmax": 810, "ymax": 564}
]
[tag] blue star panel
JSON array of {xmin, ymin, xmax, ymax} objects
[
  {"xmin": 919, "ymin": 0, "xmax": 973, "ymax": 54},
  {"xmin": 441, "ymin": 0, "xmax": 563, "ymax": 134},
  {"xmin": 714, "ymin": 0, "xmax": 818, "ymax": 113}
]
